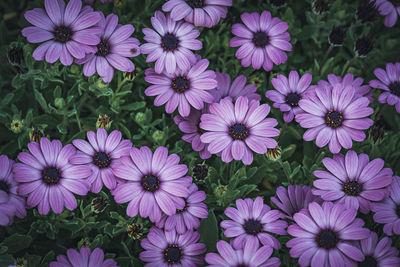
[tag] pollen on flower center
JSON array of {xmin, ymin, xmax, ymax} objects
[
  {"xmin": 286, "ymin": 92, "xmax": 301, "ymax": 107},
  {"xmin": 252, "ymin": 32, "xmax": 269, "ymax": 47},
  {"xmin": 164, "ymin": 244, "xmax": 182, "ymax": 263},
  {"xmin": 176, "ymin": 201, "xmax": 188, "ymax": 213},
  {"xmin": 0, "ymin": 181, "xmax": 10, "ymax": 193},
  {"xmin": 316, "ymin": 229, "xmax": 338, "ymax": 249},
  {"xmin": 185, "ymin": 0, "xmax": 205, "ymax": 8},
  {"xmin": 53, "ymin": 26, "xmax": 73, "ymax": 43},
  {"xmin": 229, "ymin": 123, "xmax": 250, "ymax": 140},
  {"xmin": 42, "ymin": 167, "xmax": 61, "ymax": 185},
  {"xmin": 243, "ymin": 219, "xmax": 262, "ymax": 235},
  {"xmin": 141, "ymin": 174, "xmax": 160, "ymax": 192},
  {"xmin": 172, "ymin": 76, "xmax": 190, "ymax": 93},
  {"xmin": 161, "ymin": 33, "xmax": 179, "ymax": 51},
  {"xmin": 389, "ymin": 81, "xmax": 400, "ymax": 97},
  {"xmin": 325, "ymin": 110, "xmax": 344, "ymax": 128},
  {"xmin": 96, "ymin": 40, "xmax": 111, "ymax": 56},
  {"xmin": 358, "ymin": 255, "xmax": 377, "ymax": 267},
  {"xmin": 343, "ymin": 180, "xmax": 363, "ymax": 196},
  {"xmin": 93, "ymin": 152, "xmax": 111, "ymax": 168}
]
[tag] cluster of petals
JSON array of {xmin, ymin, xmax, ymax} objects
[
  {"xmin": 374, "ymin": 0, "xmax": 400, "ymax": 27},
  {"xmin": 50, "ymin": 247, "xmax": 118, "ymax": 267}
]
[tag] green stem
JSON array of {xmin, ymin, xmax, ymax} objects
[
  {"xmin": 204, "ymin": 24, "xmax": 226, "ymax": 57},
  {"xmin": 278, "ymin": 159, "xmax": 291, "ymax": 181},
  {"xmin": 341, "ymin": 56, "xmax": 357, "ymax": 76},
  {"xmin": 321, "ymin": 45, "xmax": 333, "ymax": 69}
]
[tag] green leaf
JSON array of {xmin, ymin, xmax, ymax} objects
[
  {"xmin": 198, "ymin": 209, "xmax": 218, "ymax": 252},
  {"xmin": 0, "ymin": 254, "xmax": 14, "ymax": 266},
  {"xmin": 33, "ymin": 89, "xmax": 49, "ymax": 113},
  {"xmin": 40, "ymin": 250, "xmax": 55, "ymax": 266},
  {"xmin": 2, "ymin": 233, "xmax": 32, "ymax": 253},
  {"xmin": 120, "ymin": 101, "xmax": 146, "ymax": 111}
]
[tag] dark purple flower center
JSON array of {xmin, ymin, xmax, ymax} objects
[
  {"xmin": 93, "ymin": 152, "xmax": 111, "ymax": 169},
  {"xmin": 286, "ymin": 92, "xmax": 301, "ymax": 107},
  {"xmin": 237, "ymin": 265, "xmax": 248, "ymax": 267},
  {"xmin": 141, "ymin": 174, "xmax": 160, "ymax": 192},
  {"xmin": 243, "ymin": 219, "xmax": 262, "ymax": 235},
  {"xmin": 161, "ymin": 33, "xmax": 179, "ymax": 51},
  {"xmin": 0, "ymin": 181, "xmax": 10, "ymax": 193},
  {"xmin": 42, "ymin": 167, "xmax": 61, "ymax": 185},
  {"xmin": 96, "ymin": 40, "xmax": 111, "ymax": 57},
  {"xmin": 176, "ymin": 201, "xmax": 188, "ymax": 213},
  {"xmin": 325, "ymin": 110, "xmax": 344, "ymax": 128},
  {"xmin": 396, "ymin": 205, "xmax": 400, "ymax": 218},
  {"xmin": 172, "ymin": 76, "xmax": 190, "ymax": 93},
  {"xmin": 229, "ymin": 123, "xmax": 250, "ymax": 140},
  {"xmin": 252, "ymin": 32, "xmax": 269, "ymax": 47},
  {"xmin": 316, "ymin": 229, "xmax": 338, "ymax": 249},
  {"xmin": 358, "ymin": 256, "xmax": 377, "ymax": 267},
  {"xmin": 389, "ymin": 82, "xmax": 400, "ymax": 97},
  {"xmin": 343, "ymin": 180, "xmax": 363, "ymax": 196},
  {"xmin": 164, "ymin": 244, "xmax": 182, "ymax": 263},
  {"xmin": 185, "ymin": 0, "xmax": 204, "ymax": 8},
  {"xmin": 53, "ymin": 26, "xmax": 73, "ymax": 43}
]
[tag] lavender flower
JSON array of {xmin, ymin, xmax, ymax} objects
[
  {"xmin": 230, "ymin": 10, "xmax": 292, "ymax": 71},
  {"xmin": 50, "ymin": 247, "xmax": 118, "ymax": 267},
  {"xmin": 374, "ymin": 0, "xmax": 400, "ymax": 27},
  {"xmin": 22, "ymin": 0, "xmax": 102, "ymax": 65}
]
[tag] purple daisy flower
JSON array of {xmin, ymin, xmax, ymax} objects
[
  {"xmin": 220, "ymin": 197, "xmax": 287, "ymax": 249},
  {"xmin": 356, "ymin": 232, "xmax": 400, "ymax": 266},
  {"xmin": 70, "ymin": 128, "xmax": 132, "ymax": 193},
  {"xmin": 265, "ymin": 71, "xmax": 313, "ymax": 123},
  {"xmin": 287, "ymin": 202, "xmax": 370, "ymax": 267},
  {"xmin": 156, "ymin": 181, "xmax": 208, "ymax": 234},
  {"xmin": 374, "ymin": 0, "xmax": 400, "ymax": 27},
  {"xmin": 205, "ymin": 238, "xmax": 280, "ymax": 267},
  {"xmin": 312, "ymin": 150, "xmax": 392, "ymax": 214},
  {"xmin": 372, "ymin": 176, "xmax": 400, "ymax": 236},
  {"xmin": 50, "ymin": 247, "xmax": 118, "ymax": 267},
  {"xmin": 76, "ymin": 13, "xmax": 140, "ymax": 83},
  {"xmin": 200, "ymin": 96, "xmax": 280, "ymax": 165},
  {"xmin": 111, "ymin": 146, "xmax": 191, "ymax": 223},
  {"xmin": 295, "ymin": 83, "xmax": 374, "ymax": 154},
  {"xmin": 270, "ymin": 185, "xmax": 322, "ymax": 220},
  {"xmin": 230, "ymin": 10, "xmax": 292, "ymax": 71},
  {"xmin": 0, "ymin": 155, "xmax": 26, "ymax": 226},
  {"xmin": 369, "ymin": 62, "xmax": 400, "ymax": 113},
  {"xmin": 22, "ymin": 0, "xmax": 102, "ymax": 65},
  {"xmin": 13, "ymin": 138, "xmax": 91, "ymax": 215},
  {"xmin": 141, "ymin": 11, "xmax": 202, "ymax": 74},
  {"xmin": 144, "ymin": 59, "xmax": 216, "ymax": 117},
  {"xmin": 139, "ymin": 227, "xmax": 206, "ymax": 266}
]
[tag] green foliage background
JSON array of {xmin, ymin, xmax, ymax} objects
[{"xmin": 1, "ymin": 0, "xmax": 400, "ymax": 266}]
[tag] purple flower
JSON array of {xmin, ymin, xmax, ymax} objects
[
  {"xmin": 205, "ymin": 238, "xmax": 280, "ymax": 267},
  {"xmin": 230, "ymin": 10, "xmax": 292, "ymax": 71},
  {"xmin": 270, "ymin": 185, "xmax": 322, "ymax": 220},
  {"xmin": 139, "ymin": 227, "xmax": 206, "ymax": 266},
  {"xmin": 220, "ymin": 197, "xmax": 287, "ymax": 249},
  {"xmin": 287, "ymin": 202, "xmax": 370, "ymax": 267},
  {"xmin": 0, "ymin": 155, "xmax": 26, "ymax": 226},
  {"xmin": 162, "ymin": 0, "xmax": 232, "ymax": 28},
  {"xmin": 356, "ymin": 232, "xmax": 400, "ymax": 266},
  {"xmin": 200, "ymin": 96, "xmax": 280, "ymax": 165},
  {"xmin": 372, "ymin": 176, "xmax": 400, "ymax": 236},
  {"xmin": 13, "ymin": 138, "xmax": 91, "ymax": 215},
  {"xmin": 156, "ymin": 181, "xmax": 208, "ymax": 234},
  {"xmin": 265, "ymin": 71, "xmax": 312, "ymax": 123},
  {"xmin": 144, "ymin": 59, "xmax": 217, "ymax": 117},
  {"xmin": 50, "ymin": 247, "xmax": 118, "ymax": 267},
  {"xmin": 312, "ymin": 150, "xmax": 392, "ymax": 214},
  {"xmin": 374, "ymin": 0, "xmax": 400, "ymax": 27},
  {"xmin": 295, "ymin": 82, "xmax": 374, "ymax": 154},
  {"xmin": 22, "ymin": 0, "xmax": 102, "ymax": 65},
  {"xmin": 369, "ymin": 62, "xmax": 400, "ymax": 113},
  {"xmin": 111, "ymin": 146, "xmax": 191, "ymax": 223},
  {"xmin": 76, "ymin": 13, "xmax": 140, "ymax": 83},
  {"xmin": 141, "ymin": 11, "xmax": 202, "ymax": 74},
  {"xmin": 70, "ymin": 128, "xmax": 132, "ymax": 193}
]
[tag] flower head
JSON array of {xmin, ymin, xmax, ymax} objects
[
  {"xmin": 141, "ymin": 11, "xmax": 202, "ymax": 74},
  {"xmin": 328, "ymin": 26, "xmax": 346, "ymax": 46},
  {"xmin": 70, "ymin": 128, "xmax": 132, "ymax": 193},
  {"xmin": 112, "ymin": 146, "xmax": 191, "ymax": 223},
  {"xmin": 221, "ymin": 197, "xmax": 287, "ymax": 249},
  {"xmin": 369, "ymin": 62, "xmax": 400, "ymax": 113},
  {"xmin": 266, "ymin": 71, "xmax": 313, "ymax": 123},
  {"xmin": 230, "ymin": 10, "xmax": 292, "ymax": 71},
  {"xmin": 355, "ymin": 36, "xmax": 374, "ymax": 57},
  {"xmin": 76, "ymin": 13, "xmax": 140, "ymax": 83},
  {"xmin": 296, "ymin": 82, "xmax": 374, "ymax": 154},
  {"xmin": 162, "ymin": 0, "xmax": 232, "ymax": 28},
  {"xmin": 200, "ymin": 96, "xmax": 280, "ymax": 165},
  {"xmin": 22, "ymin": 0, "xmax": 102, "ymax": 65},
  {"xmin": 287, "ymin": 202, "xmax": 370, "ymax": 267},
  {"xmin": 14, "ymin": 138, "xmax": 91, "ymax": 215},
  {"xmin": 205, "ymin": 238, "xmax": 280, "ymax": 267},
  {"xmin": 139, "ymin": 227, "xmax": 206, "ymax": 266},
  {"xmin": 374, "ymin": 0, "xmax": 400, "ymax": 27},
  {"xmin": 372, "ymin": 176, "xmax": 400, "ymax": 236},
  {"xmin": 50, "ymin": 247, "xmax": 118, "ymax": 267}
]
